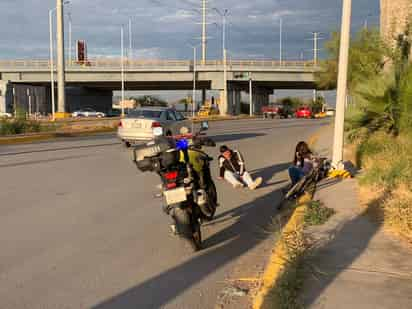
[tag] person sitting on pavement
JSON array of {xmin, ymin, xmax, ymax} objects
[
  {"xmin": 218, "ymin": 145, "xmax": 263, "ymax": 190},
  {"xmin": 288, "ymin": 141, "xmax": 315, "ymax": 187}
]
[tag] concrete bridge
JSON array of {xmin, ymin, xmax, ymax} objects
[{"xmin": 0, "ymin": 59, "xmax": 319, "ymax": 115}]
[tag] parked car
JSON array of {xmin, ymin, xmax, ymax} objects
[
  {"xmin": 106, "ymin": 109, "xmax": 122, "ymax": 117},
  {"xmin": 262, "ymin": 104, "xmax": 289, "ymax": 119},
  {"xmin": 118, "ymin": 107, "xmax": 191, "ymax": 147},
  {"xmin": 0, "ymin": 112, "xmax": 12, "ymax": 118},
  {"xmin": 326, "ymin": 108, "xmax": 335, "ymax": 117},
  {"xmin": 295, "ymin": 106, "xmax": 312, "ymax": 119},
  {"xmin": 72, "ymin": 108, "xmax": 105, "ymax": 118}
]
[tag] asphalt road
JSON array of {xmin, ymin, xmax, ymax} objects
[{"xmin": 0, "ymin": 118, "xmax": 329, "ymax": 309}]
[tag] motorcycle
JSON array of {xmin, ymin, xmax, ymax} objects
[{"xmin": 132, "ymin": 122, "xmax": 217, "ymax": 251}]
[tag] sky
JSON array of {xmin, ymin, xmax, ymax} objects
[{"xmin": 0, "ymin": 0, "xmax": 380, "ymax": 60}]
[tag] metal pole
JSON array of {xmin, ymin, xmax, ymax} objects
[
  {"xmin": 332, "ymin": 0, "xmax": 352, "ymax": 168},
  {"xmin": 13, "ymin": 87, "xmax": 16, "ymax": 118},
  {"xmin": 121, "ymin": 26, "xmax": 125, "ymax": 117},
  {"xmin": 201, "ymin": 0, "xmax": 207, "ymax": 64},
  {"xmin": 129, "ymin": 18, "xmax": 132, "ymax": 59},
  {"xmin": 49, "ymin": 9, "xmax": 56, "ymax": 121},
  {"xmin": 223, "ymin": 14, "xmax": 226, "ymax": 57},
  {"xmin": 192, "ymin": 47, "xmax": 196, "ymax": 132},
  {"xmin": 68, "ymin": 12, "xmax": 72, "ymax": 66},
  {"xmin": 56, "ymin": 0, "xmax": 66, "ymax": 115},
  {"xmin": 223, "ymin": 48, "xmax": 228, "ymax": 116},
  {"xmin": 279, "ymin": 18, "xmax": 283, "ymax": 65},
  {"xmin": 249, "ymin": 76, "xmax": 253, "ymax": 116},
  {"xmin": 27, "ymin": 88, "xmax": 31, "ymax": 118},
  {"xmin": 314, "ymin": 32, "xmax": 318, "ymax": 65}
]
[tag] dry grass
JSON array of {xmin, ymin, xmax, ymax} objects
[
  {"xmin": 352, "ymin": 132, "xmax": 412, "ymax": 244},
  {"xmin": 383, "ymin": 185, "xmax": 412, "ymax": 242}
]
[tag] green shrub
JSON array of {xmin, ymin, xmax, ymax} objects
[
  {"xmin": 0, "ymin": 119, "xmax": 43, "ymax": 135},
  {"xmin": 304, "ymin": 201, "xmax": 336, "ymax": 226}
]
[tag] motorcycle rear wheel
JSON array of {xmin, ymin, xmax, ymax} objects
[{"xmin": 173, "ymin": 207, "xmax": 202, "ymax": 252}]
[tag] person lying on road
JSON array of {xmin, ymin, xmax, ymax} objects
[{"xmin": 218, "ymin": 145, "xmax": 262, "ymax": 190}]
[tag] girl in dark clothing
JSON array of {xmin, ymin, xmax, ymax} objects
[{"xmin": 288, "ymin": 141, "xmax": 314, "ymax": 185}]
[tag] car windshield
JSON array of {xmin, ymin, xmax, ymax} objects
[{"xmin": 127, "ymin": 110, "xmax": 162, "ymax": 119}]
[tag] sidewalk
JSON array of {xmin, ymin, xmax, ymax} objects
[{"xmin": 300, "ymin": 126, "xmax": 412, "ymax": 308}]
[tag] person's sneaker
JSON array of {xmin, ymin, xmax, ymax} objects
[
  {"xmin": 170, "ymin": 224, "xmax": 177, "ymax": 235},
  {"xmin": 233, "ymin": 182, "xmax": 244, "ymax": 189},
  {"xmin": 249, "ymin": 177, "xmax": 263, "ymax": 190}
]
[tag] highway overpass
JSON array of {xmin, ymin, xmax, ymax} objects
[{"xmin": 0, "ymin": 59, "xmax": 319, "ymax": 115}]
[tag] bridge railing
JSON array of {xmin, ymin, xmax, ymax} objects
[{"xmin": 0, "ymin": 59, "xmax": 317, "ymax": 70}]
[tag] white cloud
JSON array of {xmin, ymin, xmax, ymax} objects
[{"xmin": 0, "ymin": 0, "xmax": 380, "ymax": 60}]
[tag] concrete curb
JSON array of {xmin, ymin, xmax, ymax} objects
[
  {"xmin": 252, "ymin": 129, "xmax": 323, "ymax": 309},
  {"xmin": 253, "ymin": 193, "xmax": 311, "ymax": 309},
  {"xmin": 0, "ymin": 116, "xmax": 259, "ymax": 145},
  {"xmin": 0, "ymin": 128, "xmax": 116, "ymax": 145}
]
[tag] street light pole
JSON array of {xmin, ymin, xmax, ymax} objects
[
  {"xmin": 249, "ymin": 75, "xmax": 253, "ymax": 116},
  {"xmin": 56, "ymin": 0, "xmax": 66, "ymax": 116},
  {"xmin": 223, "ymin": 48, "xmax": 228, "ymax": 116},
  {"xmin": 192, "ymin": 46, "xmax": 197, "ymax": 133},
  {"xmin": 68, "ymin": 12, "xmax": 72, "ymax": 66},
  {"xmin": 49, "ymin": 9, "xmax": 56, "ymax": 121},
  {"xmin": 129, "ymin": 18, "xmax": 133, "ymax": 59},
  {"xmin": 332, "ymin": 0, "xmax": 352, "ymax": 169},
  {"xmin": 279, "ymin": 18, "xmax": 283, "ymax": 65},
  {"xmin": 121, "ymin": 25, "xmax": 125, "ymax": 117},
  {"xmin": 201, "ymin": 0, "xmax": 207, "ymax": 64}
]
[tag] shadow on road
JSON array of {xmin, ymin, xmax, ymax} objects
[
  {"xmin": 210, "ymin": 132, "xmax": 266, "ymax": 143},
  {"xmin": 250, "ymin": 162, "xmax": 291, "ymax": 189},
  {"xmin": 300, "ymin": 186, "xmax": 386, "ymax": 307},
  {"xmin": 93, "ymin": 163, "xmax": 290, "ymax": 309},
  {"xmin": 0, "ymin": 142, "xmax": 120, "ymax": 157}
]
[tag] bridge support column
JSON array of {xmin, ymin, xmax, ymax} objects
[
  {"xmin": 219, "ymin": 90, "xmax": 228, "ymax": 116},
  {"xmin": 252, "ymin": 88, "xmax": 272, "ymax": 114},
  {"xmin": 201, "ymin": 89, "xmax": 207, "ymax": 107},
  {"xmin": 0, "ymin": 81, "xmax": 12, "ymax": 114},
  {"xmin": 224, "ymin": 88, "xmax": 242, "ymax": 116}
]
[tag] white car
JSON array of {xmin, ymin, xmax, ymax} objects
[
  {"xmin": 72, "ymin": 108, "xmax": 105, "ymax": 118},
  {"xmin": 118, "ymin": 107, "xmax": 191, "ymax": 147},
  {"xmin": 0, "ymin": 112, "xmax": 12, "ymax": 118},
  {"xmin": 326, "ymin": 109, "xmax": 335, "ymax": 117}
]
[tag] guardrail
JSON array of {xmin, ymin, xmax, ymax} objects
[{"xmin": 0, "ymin": 59, "xmax": 318, "ymax": 71}]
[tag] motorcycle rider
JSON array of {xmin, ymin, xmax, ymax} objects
[{"xmin": 218, "ymin": 145, "xmax": 262, "ymax": 190}]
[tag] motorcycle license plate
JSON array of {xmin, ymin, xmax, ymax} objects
[{"xmin": 164, "ymin": 187, "xmax": 187, "ymax": 205}]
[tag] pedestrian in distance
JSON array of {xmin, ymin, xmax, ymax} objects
[{"xmin": 218, "ymin": 145, "xmax": 263, "ymax": 190}]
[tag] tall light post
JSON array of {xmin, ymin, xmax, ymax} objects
[
  {"xmin": 49, "ymin": 8, "xmax": 56, "ymax": 121},
  {"xmin": 128, "ymin": 18, "xmax": 133, "ymax": 59},
  {"xmin": 213, "ymin": 8, "xmax": 229, "ymax": 58},
  {"xmin": 192, "ymin": 46, "xmax": 197, "ymax": 132},
  {"xmin": 68, "ymin": 12, "xmax": 72, "ymax": 66},
  {"xmin": 279, "ymin": 18, "xmax": 283, "ymax": 65},
  {"xmin": 201, "ymin": 0, "xmax": 207, "ymax": 64},
  {"xmin": 187, "ymin": 44, "xmax": 200, "ymax": 132},
  {"xmin": 56, "ymin": 0, "xmax": 67, "ymax": 116},
  {"xmin": 249, "ymin": 74, "xmax": 253, "ymax": 116},
  {"xmin": 49, "ymin": 1, "xmax": 70, "ymax": 121},
  {"xmin": 121, "ymin": 25, "xmax": 125, "ymax": 117},
  {"xmin": 332, "ymin": 0, "xmax": 352, "ymax": 169}
]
